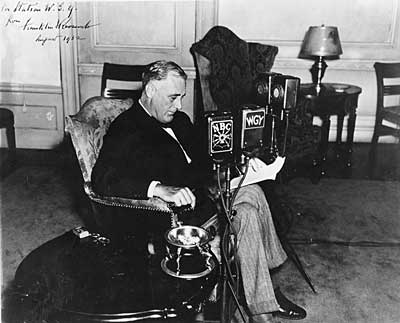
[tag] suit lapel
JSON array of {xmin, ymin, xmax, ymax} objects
[
  {"xmin": 170, "ymin": 114, "xmax": 194, "ymax": 161},
  {"xmin": 133, "ymin": 103, "xmax": 191, "ymax": 163}
]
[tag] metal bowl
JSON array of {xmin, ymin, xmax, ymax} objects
[{"xmin": 165, "ymin": 225, "xmax": 211, "ymax": 249}]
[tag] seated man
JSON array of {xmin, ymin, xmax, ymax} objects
[{"xmin": 92, "ymin": 60, "xmax": 306, "ymax": 322}]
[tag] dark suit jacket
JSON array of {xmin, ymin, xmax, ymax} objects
[{"xmin": 92, "ymin": 101, "xmax": 214, "ymax": 212}]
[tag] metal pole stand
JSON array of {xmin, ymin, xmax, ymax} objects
[
  {"xmin": 215, "ymin": 163, "xmax": 247, "ymax": 323},
  {"xmin": 278, "ymin": 110, "xmax": 317, "ymax": 294}
]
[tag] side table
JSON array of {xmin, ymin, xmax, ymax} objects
[
  {"xmin": 6, "ymin": 230, "xmax": 219, "ymax": 322},
  {"xmin": 299, "ymin": 83, "xmax": 362, "ymax": 177}
]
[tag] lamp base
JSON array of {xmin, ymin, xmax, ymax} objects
[{"xmin": 310, "ymin": 57, "xmax": 327, "ymax": 94}]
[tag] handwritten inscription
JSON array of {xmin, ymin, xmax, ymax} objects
[{"xmin": 1, "ymin": 1, "xmax": 99, "ymax": 46}]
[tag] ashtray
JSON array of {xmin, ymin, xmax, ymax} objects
[
  {"xmin": 162, "ymin": 225, "xmax": 216, "ymax": 279},
  {"xmin": 332, "ymin": 84, "xmax": 349, "ymax": 92},
  {"xmin": 165, "ymin": 225, "xmax": 211, "ymax": 249}
]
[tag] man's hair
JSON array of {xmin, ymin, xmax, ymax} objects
[{"xmin": 142, "ymin": 60, "xmax": 187, "ymax": 88}]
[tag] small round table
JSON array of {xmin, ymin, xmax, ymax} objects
[
  {"xmin": 299, "ymin": 83, "xmax": 362, "ymax": 177},
  {"xmin": 7, "ymin": 230, "xmax": 219, "ymax": 322}
]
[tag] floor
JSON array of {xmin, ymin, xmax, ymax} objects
[{"xmin": 1, "ymin": 142, "xmax": 399, "ymax": 322}]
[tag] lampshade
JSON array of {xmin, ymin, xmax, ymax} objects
[{"xmin": 299, "ymin": 25, "xmax": 342, "ymax": 58}]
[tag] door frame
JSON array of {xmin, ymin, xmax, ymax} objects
[{"xmin": 59, "ymin": 6, "xmax": 80, "ymax": 118}]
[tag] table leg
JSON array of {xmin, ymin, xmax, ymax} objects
[
  {"xmin": 346, "ymin": 109, "xmax": 357, "ymax": 168},
  {"xmin": 319, "ymin": 115, "xmax": 331, "ymax": 177},
  {"xmin": 335, "ymin": 113, "xmax": 344, "ymax": 160}
]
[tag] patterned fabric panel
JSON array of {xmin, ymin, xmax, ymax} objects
[
  {"xmin": 248, "ymin": 42, "xmax": 279, "ymax": 80},
  {"xmin": 65, "ymin": 96, "xmax": 133, "ymax": 182},
  {"xmin": 191, "ymin": 26, "xmax": 278, "ymax": 116},
  {"xmin": 285, "ymin": 125, "xmax": 320, "ymax": 159},
  {"xmin": 285, "ymin": 101, "xmax": 321, "ymax": 160},
  {"xmin": 191, "ymin": 26, "xmax": 253, "ymax": 113}
]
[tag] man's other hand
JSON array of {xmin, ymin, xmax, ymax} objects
[{"xmin": 153, "ymin": 184, "xmax": 196, "ymax": 209}]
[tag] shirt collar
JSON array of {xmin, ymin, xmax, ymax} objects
[
  {"xmin": 138, "ymin": 100, "xmax": 190, "ymax": 163},
  {"xmin": 138, "ymin": 99, "xmax": 152, "ymax": 117},
  {"xmin": 138, "ymin": 99, "xmax": 172, "ymax": 129}
]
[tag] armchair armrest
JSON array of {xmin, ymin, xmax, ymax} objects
[
  {"xmin": 83, "ymin": 182, "xmax": 173, "ymax": 213},
  {"xmin": 84, "ymin": 182, "xmax": 196, "ymax": 216}
]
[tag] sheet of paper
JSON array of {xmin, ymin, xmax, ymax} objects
[{"xmin": 230, "ymin": 156, "xmax": 286, "ymax": 189}]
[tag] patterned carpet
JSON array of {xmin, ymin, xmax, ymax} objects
[
  {"xmin": 275, "ymin": 178, "xmax": 400, "ymax": 323},
  {"xmin": 1, "ymin": 166, "xmax": 83, "ymax": 290},
  {"xmin": 1, "ymin": 166, "xmax": 400, "ymax": 322}
]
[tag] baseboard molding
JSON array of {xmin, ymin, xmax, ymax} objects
[
  {"xmin": 0, "ymin": 83, "xmax": 62, "ymax": 94},
  {"xmin": 314, "ymin": 115, "xmax": 398, "ymax": 143},
  {"xmin": 274, "ymin": 58, "xmax": 377, "ymax": 71}
]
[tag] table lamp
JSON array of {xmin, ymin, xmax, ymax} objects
[{"xmin": 299, "ymin": 25, "xmax": 343, "ymax": 94}]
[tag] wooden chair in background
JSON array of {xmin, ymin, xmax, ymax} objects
[
  {"xmin": 369, "ymin": 62, "xmax": 400, "ymax": 171},
  {"xmin": 101, "ymin": 62, "xmax": 147, "ymax": 101},
  {"xmin": 0, "ymin": 108, "xmax": 16, "ymax": 177}
]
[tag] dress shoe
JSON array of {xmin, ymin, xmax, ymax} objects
[{"xmin": 272, "ymin": 288, "xmax": 306, "ymax": 320}]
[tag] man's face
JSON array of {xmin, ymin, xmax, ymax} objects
[{"xmin": 147, "ymin": 72, "xmax": 186, "ymax": 124}]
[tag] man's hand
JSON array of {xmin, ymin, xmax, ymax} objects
[{"xmin": 153, "ymin": 184, "xmax": 196, "ymax": 209}]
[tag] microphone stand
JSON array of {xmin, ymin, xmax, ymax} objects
[
  {"xmin": 215, "ymin": 161, "xmax": 247, "ymax": 323},
  {"xmin": 219, "ymin": 163, "xmax": 230, "ymax": 323},
  {"xmin": 277, "ymin": 108, "xmax": 317, "ymax": 293}
]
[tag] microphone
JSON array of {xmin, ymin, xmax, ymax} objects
[
  {"xmin": 269, "ymin": 75, "xmax": 300, "ymax": 156},
  {"xmin": 206, "ymin": 112, "xmax": 234, "ymax": 164},
  {"xmin": 252, "ymin": 72, "xmax": 300, "ymax": 158},
  {"xmin": 252, "ymin": 72, "xmax": 283, "ymax": 162},
  {"xmin": 270, "ymin": 74, "xmax": 300, "ymax": 121},
  {"xmin": 253, "ymin": 72, "xmax": 282, "ymax": 107},
  {"xmin": 237, "ymin": 104, "xmax": 267, "ymax": 158}
]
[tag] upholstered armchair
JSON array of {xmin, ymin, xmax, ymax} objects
[
  {"xmin": 280, "ymin": 98, "xmax": 321, "ymax": 182},
  {"xmin": 65, "ymin": 96, "xmax": 180, "ymax": 235}
]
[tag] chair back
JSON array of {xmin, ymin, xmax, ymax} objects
[
  {"xmin": 190, "ymin": 26, "xmax": 278, "ymax": 118},
  {"xmin": 374, "ymin": 62, "xmax": 400, "ymax": 125},
  {"xmin": 65, "ymin": 96, "xmax": 133, "ymax": 183},
  {"xmin": 101, "ymin": 63, "xmax": 147, "ymax": 100}
]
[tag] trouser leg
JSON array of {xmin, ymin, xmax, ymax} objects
[{"xmin": 232, "ymin": 184, "xmax": 287, "ymax": 316}]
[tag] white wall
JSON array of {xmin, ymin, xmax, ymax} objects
[
  {"xmin": 216, "ymin": 0, "xmax": 400, "ymax": 142},
  {"xmin": 1, "ymin": 0, "xmax": 399, "ymax": 148},
  {"xmin": 0, "ymin": 1, "xmax": 60, "ymax": 85},
  {"xmin": 0, "ymin": 1, "xmax": 64, "ymax": 148}
]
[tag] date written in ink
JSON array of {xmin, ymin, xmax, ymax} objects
[{"xmin": 35, "ymin": 34, "xmax": 85, "ymax": 46}]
